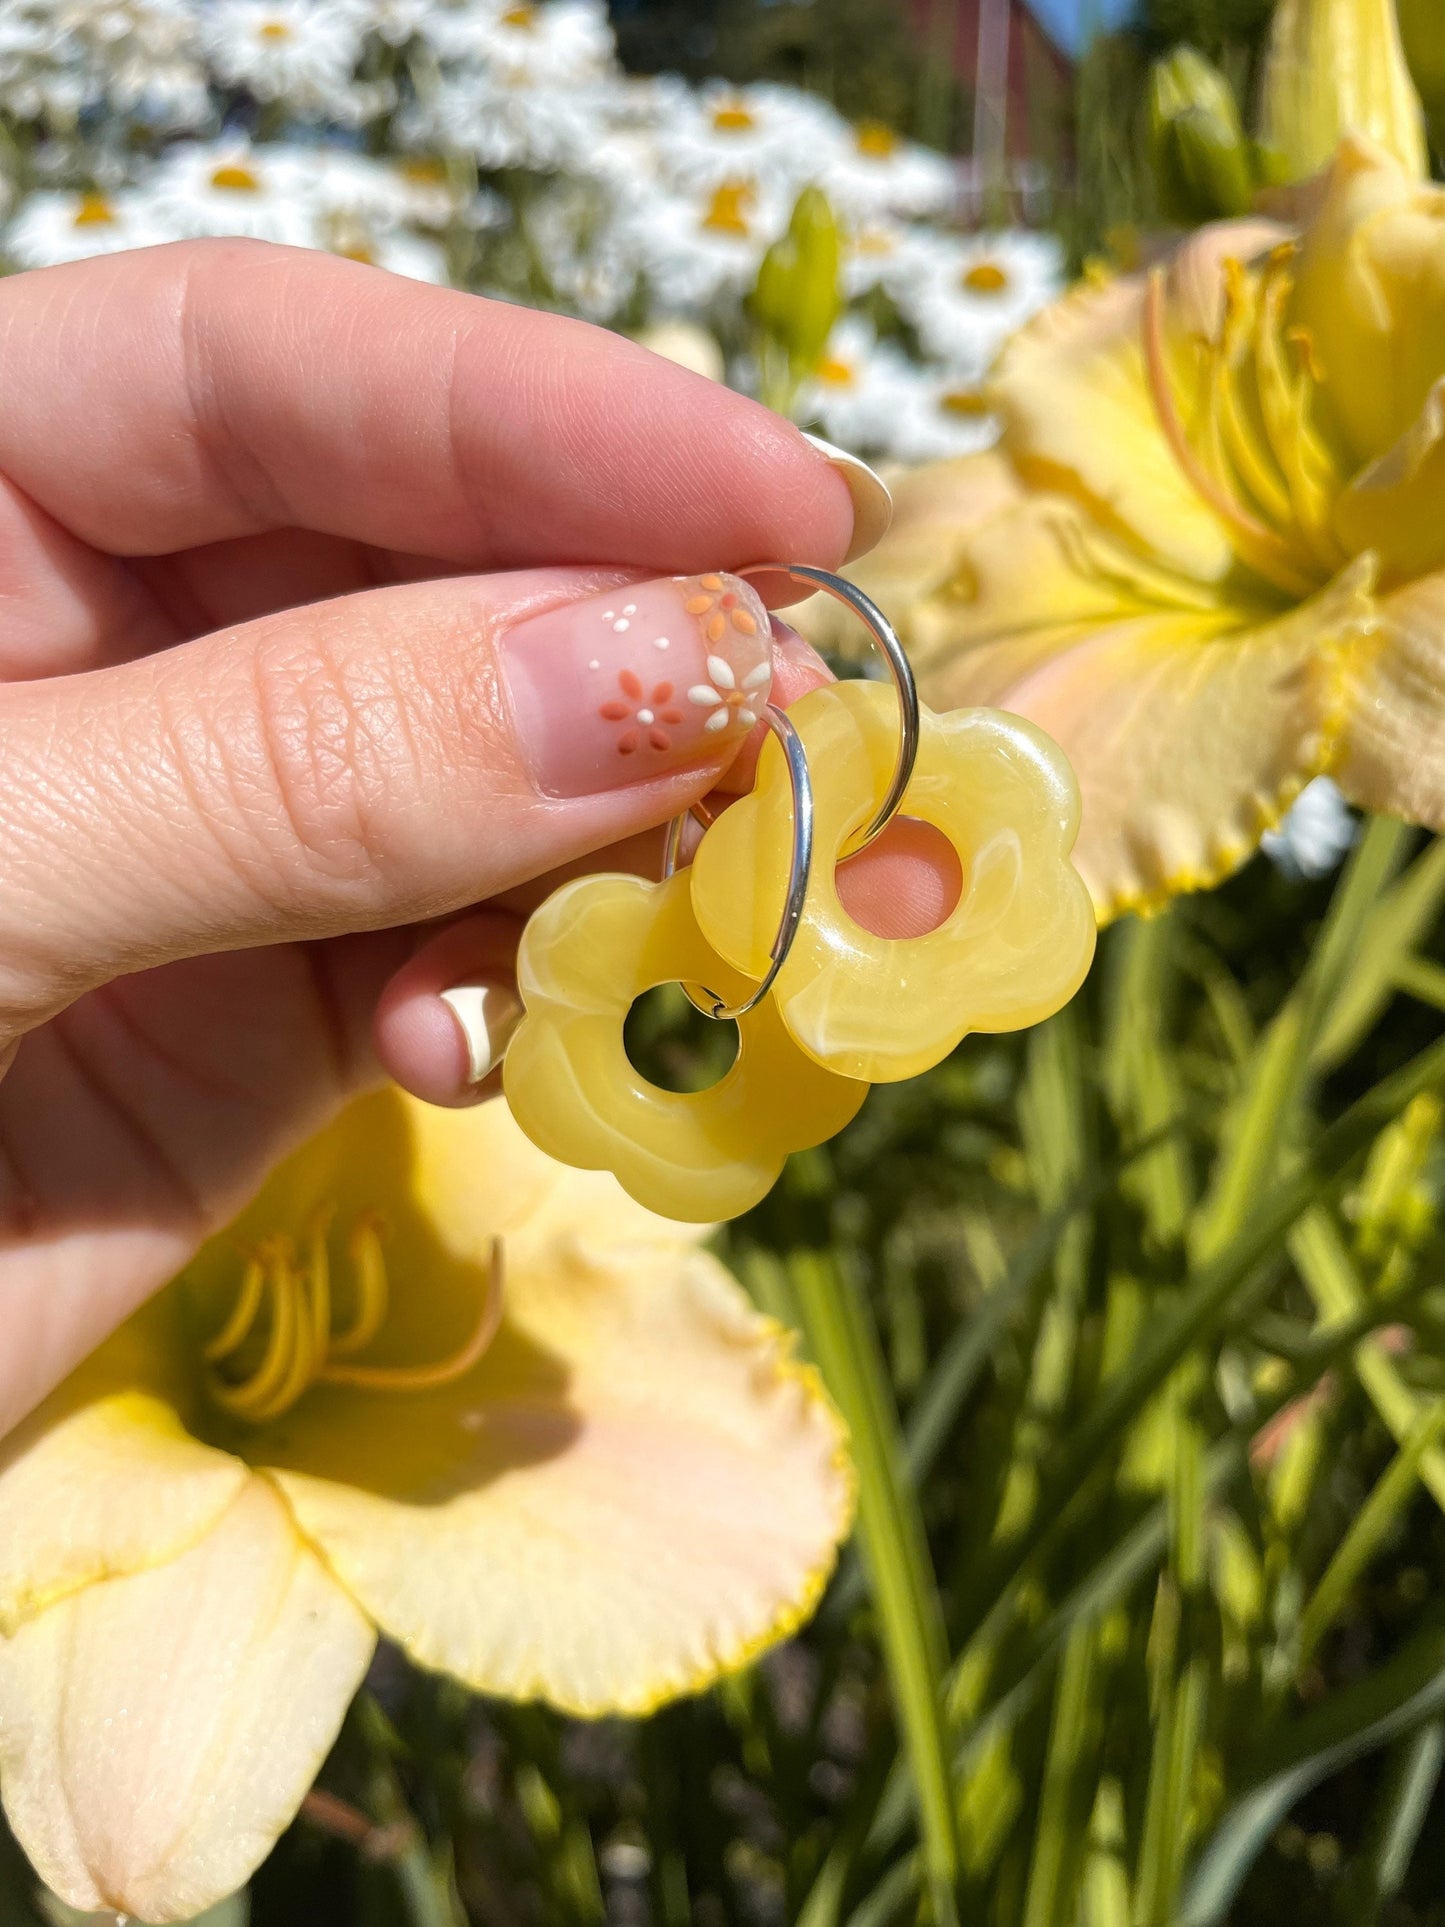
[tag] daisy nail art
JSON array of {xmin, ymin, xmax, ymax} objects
[{"xmin": 501, "ymin": 571, "xmax": 774, "ymax": 797}]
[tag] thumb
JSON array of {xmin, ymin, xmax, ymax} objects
[{"xmin": 0, "ymin": 567, "xmax": 777, "ymax": 1035}]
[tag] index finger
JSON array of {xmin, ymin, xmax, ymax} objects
[{"xmin": 0, "ymin": 238, "xmax": 862, "ymax": 573}]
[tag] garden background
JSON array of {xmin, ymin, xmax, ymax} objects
[{"xmin": 5, "ymin": 0, "xmax": 1445, "ymax": 1922}]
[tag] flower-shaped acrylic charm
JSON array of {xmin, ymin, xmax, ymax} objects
[
  {"xmin": 503, "ymin": 871, "xmax": 868, "ymax": 1222},
  {"xmin": 690, "ymin": 680, "xmax": 1097, "ymax": 1084}
]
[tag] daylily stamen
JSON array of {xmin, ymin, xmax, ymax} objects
[
  {"xmin": 1142, "ymin": 269, "xmax": 1319, "ymax": 599},
  {"xmin": 327, "ymin": 1210, "xmax": 389, "ymax": 1356},
  {"xmin": 320, "ymin": 1242, "xmax": 504, "ymax": 1393},
  {"xmin": 205, "ymin": 1215, "xmax": 503, "ymax": 1422}
]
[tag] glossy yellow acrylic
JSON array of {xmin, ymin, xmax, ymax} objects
[
  {"xmin": 689, "ymin": 680, "xmax": 1097, "ymax": 1083},
  {"xmin": 503, "ymin": 870, "xmax": 867, "ymax": 1221}
]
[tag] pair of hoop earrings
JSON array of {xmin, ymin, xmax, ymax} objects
[{"xmin": 503, "ymin": 567, "xmax": 1097, "ymax": 1222}]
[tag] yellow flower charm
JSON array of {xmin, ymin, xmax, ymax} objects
[
  {"xmin": 812, "ymin": 138, "xmax": 1445, "ymax": 922},
  {"xmin": 689, "ymin": 681, "xmax": 1097, "ymax": 1084},
  {"xmin": 504, "ymin": 870, "xmax": 868, "ymax": 1221},
  {"xmin": 0, "ymin": 1091, "xmax": 854, "ymax": 1922}
]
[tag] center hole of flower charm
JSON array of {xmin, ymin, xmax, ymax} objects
[
  {"xmin": 624, "ymin": 983, "xmax": 740, "ymax": 1094},
  {"xmin": 837, "ymin": 817, "xmax": 964, "ymax": 938}
]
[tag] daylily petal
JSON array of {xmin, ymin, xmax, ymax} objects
[
  {"xmin": 1333, "ymin": 378, "xmax": 1445, "ymax": 582},
  {"xmin": 0, "ymin": 1478, "xmax": 374, "ymax": 1924},
  {"xmin": 991, "ymin": 270, "xmax": 1236, "ymax": 585},
  {"xmin": 0, "ymin": 1297, "xmax": 246, "ymax": 1635},
  {"xmin": 1336, "ymin": 570, "xmax": 1445, "ymax": 826},
  {"xmin": 1290, "ymin": 135, "xmax": 1445, "ymax": 466},
  {"xmin": 267, "ymin": 1243, "xmax": 854, "ymax": 1717},
  {"xmin": 940, "ymin": 561, "xmax": 1373, "ymax": 922},
  {"xmin": 906, "ymin": 490, "xmax": 1231, "ymax": 692},
  {"xmin": 789, "ymin": 451, "xmax": 1023, "ymax": 659}
]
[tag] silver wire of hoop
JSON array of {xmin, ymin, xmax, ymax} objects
[
  {"xmin": 661, "ymin": 703, "xmax": 813, "ymax": 1022},
  {"xmin": 740, "ymin": 564, "xmax": 919, "ymax": 851},
  {"xmin": 659, "ymin": 566, "xmax": 918, "ymax": 1023}
]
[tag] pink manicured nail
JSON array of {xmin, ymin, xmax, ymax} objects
[{"xmin": 501, "ymin": 573, "xmax": 774, "ymax": 797}]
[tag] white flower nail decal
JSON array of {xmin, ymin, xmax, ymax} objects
[{"xmin": 688, "ymin": 656, "xmax": 773, "ymax": 732}]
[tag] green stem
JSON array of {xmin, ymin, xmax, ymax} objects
[
  {"xmin": 1194, "ymin": 815, "xmax": 1411, "ymax": 1265},
  {"xmin": 356, "ymin": 1695, "xmax": 458, "ymax": 1919},
  {"xmin": 787, "ymin": 1242, "xmax": 961, "ymax": 1927},
  {"xmin": 1296, "ymin": 1403, "xmax": 1445, "ymax": 1673}
]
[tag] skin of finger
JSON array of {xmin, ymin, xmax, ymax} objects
[
  {"xmin": 372, "ymin": 911, "xmax": 523, "ymax": 1107},
  {"xmin": 0, "ymin": 240, "xmax": 855, "ymax": 572},
  {"xmin": 0, "ymin": 568, "xmax": 790, "ymax": 1034}
]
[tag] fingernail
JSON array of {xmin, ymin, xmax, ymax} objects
[
  {"xmin": 501, "ymin": 573, "xmax": 774, "ymax": 798},
  {"xmin": 802, "ymin": 432, "xmax": 894, "ymax": 562},
  {"xmin": 439, "ymin": 979, "xmax": 524, "ymax": 1085}
]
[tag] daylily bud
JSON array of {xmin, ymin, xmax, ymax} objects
[
  {"xmin": 748, "ymin": 185, "xmax": 842, "ymax": 380},
  {"xmin": 1146, "ymin": 48, "xmax": 1255, "ymax": 224},
  {"xmin": 1259, "ymin": 0, "xmax": 1428, "ymax": 183}
]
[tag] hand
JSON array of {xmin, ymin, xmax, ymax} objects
[{"xmin": 0, "ymin": 238, "xmax": 889, "ymax": 1435}]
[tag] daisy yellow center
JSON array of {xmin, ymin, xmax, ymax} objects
[
  {"xmin": 940, "ymin": 386, "xmax": 991, "ymax": 416},
  {"xmin": 816, "ymin": 356, "xmax": 857, "ymax": 387},
  {"xmin": 72, "ymin": 192, "xmax": 116, "ymax": 227},
  {"xmin": 401, "ymin": 156, "xmax": 447, "ymax": 183},
  {"xmin": 202, "ymin": 1210, "xmax": 502, "ymax": 1424},
  {"xmin": 963, "ymin": 260, "xmax": 1009, "ymax": 295},
  {"xmin": 210, "ymin": 163, "xmax": 261, "ymax": 191},
  {"xmin": 502, "ymin": 4, "xmax": 537, "ymax": 25},
  {"xmin": 339, "ymin": 243, "xmax": 375, "ymax": 263},
  {"xmin": 701, "ymin": 181, "xmax": 753, "ymax": 236},
  {"xmin": 1141, "ymin": 246, "xmax": 1347, "ymax": 601},
  {"xmin": 855, "ymin": 119, "xmax": 898, "ymax": 159},
  {"xmin": 712, "ymin": 103, "xmax": 755, "ymax": 133},
  {"xmin": 257, "ymin": 18, "xmax": 292, "ymax": 38}
]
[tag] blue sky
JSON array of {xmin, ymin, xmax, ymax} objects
[{"xmin": 1022, "ymin": 0, "xmax": 1138, "ymax": 56}]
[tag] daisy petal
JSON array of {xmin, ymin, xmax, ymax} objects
[
  {"xmin": 688, "ymin": 685, "xmax": 724, "ymax": 706},
  {"xmin": 741, "ymin": 663, "xmax": 773, "ymax": 689},
  {"xmin": 704, "ymin": 709, "xmax": 732, "ymax": 732},
  {"xmin": 706, "ymin": 655, "xmax": 737, "ymax": 688}
]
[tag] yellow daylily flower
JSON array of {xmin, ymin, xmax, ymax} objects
[
  {"xmin": 0, "ymin": 1090, "xmax": 853, "ymax": 1923},
  {"xmin": 818, "ymin": 139, "xmax": 1445, "ymax": 922}
]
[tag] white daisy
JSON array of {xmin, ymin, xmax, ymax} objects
[
  {"xmin": 618, "ymin": 177, "xmax": 787, "ymax": 315},
  {"xmin": 270, "ymin": 144, "xmax": 462, "ymax": 232},
  {"xmin": 658, "ymin": 82, "xmax": 847, "ymax": 196},
  {"xmin": 0, "ymin": 5, "xmax": 88, "ymax": 126},
  {"xmin": 422, "ymin": 0, "xmax": 611, "ymax": 83},
  {"xmin": 886, "ymin": 371, "xmax": 1003, "ymax": 463},
  {"xmin": 57, "ymin": 0, "xmax": 208, "ymax": 129},
  {"xmin": 797, "ymin": 316, "xmax": 921, "ymax": 456},
  {"xmin": 903, "ymin": 228, "xmax": 1065, "ymax": 370},
  {"xmin": 321, "ymin": 218, "xmax": 449, "ymax": 282},
  {"xmin": 2, "ymin": 186, "xmax": 166, "ymax": 267},
  {"xmin": 820, "ymin": 121, "xmax": 957, "ymax": 224},
  {"xmin": 200, "ymin": 0, "xmax": 368, "ymax": 119},
  {"xmin": 841, "ymin": 217, "xmax": 942, "ymax": 300},
  {"xmin": 523, "ymin": 180, "xmax": 637, "ymax": 321},
  {"xmin": 1261, "ymin": 778, "xmax": 1359, "ymax": 879},
  {"xmin": 399, "ymin": 69, "xmax": 604, "ymax": 171},
  {"xmin": 138, "ymin": 140, "xmax": 318, "ymax": 245}
]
